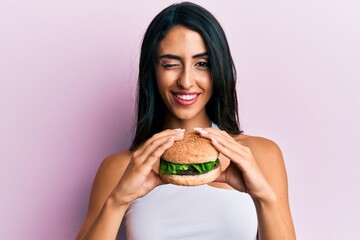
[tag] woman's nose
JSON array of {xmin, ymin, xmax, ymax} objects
[{"xmin": 177, "ymin": 66, "xmax": 195, "ymax": 90}]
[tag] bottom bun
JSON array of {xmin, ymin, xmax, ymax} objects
[{"xmin": 159, "ymin": 165, "xmax": 221, "ymax": 186}]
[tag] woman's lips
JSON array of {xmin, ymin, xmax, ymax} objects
[{"xmin": 172, "ymin": 92, "xmax": 200, "ymax": 106}]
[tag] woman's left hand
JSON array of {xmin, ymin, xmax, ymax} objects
[
  {"xmin": 195, "ymin": 128, "xmax": 275, "ymax": 202},
  {"xmin": 195, "ymin": 127, "xmax": 296, "ymax": 238}
]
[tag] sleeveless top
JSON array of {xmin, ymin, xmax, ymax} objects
[
  {"xmin": 120, "ymin": 184, "xmax": 258, "ymax": 240},
  {"xmin": 118, "ymin": 124, "xmax": 258, "ymax": 239}
]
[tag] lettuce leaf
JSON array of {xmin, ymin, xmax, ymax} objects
[{"xmin": 160, "ymin": 158, "xmax": 220, "ymax": 175}]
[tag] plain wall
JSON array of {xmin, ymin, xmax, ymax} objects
[{"xmin": 1, "ymin": 0, "xmax": 359, "ymax": 239}]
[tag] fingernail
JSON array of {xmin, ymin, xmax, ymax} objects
[
  {"xmin": 167, "ymin": 136, "xmax": 175, "ymax": 142},
  {"xmin": 175, "ymin": 128, "xmax": 185, "ymax": 132},
  {"xmin": 211, "ymin": 137, "xmax": 218, "ymax": 144},
  {"xmin": 199, "ymin": 129, "xmax": 208, "ymax": 134},
  {"xmin": 194, "ymin": 128, "xmax": 208, "ymax": 134}
]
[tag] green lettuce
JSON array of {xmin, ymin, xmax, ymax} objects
[{"xmin": 160, "ymin": 158, "xmax": 220, "ymax": 175}]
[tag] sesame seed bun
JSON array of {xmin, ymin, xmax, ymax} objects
[
  {"xmin": 159, "ymin": 131, "xmax": 220, "ymax": 186},
  {"xmin": 161, "ymin": 131, "xmax": 219, "ymax": 164}
]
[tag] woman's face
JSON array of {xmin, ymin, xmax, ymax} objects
[{"xmin": 155, "ymin": 26, "xmax": 213, "ymax": 122}]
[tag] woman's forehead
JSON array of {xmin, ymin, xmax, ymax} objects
[{"xmin": 157, "ymin": 26, "xmax": 207, "ymax": 57}]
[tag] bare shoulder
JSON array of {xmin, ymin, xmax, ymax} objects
[
  {"xmin": 93, "ymin": 150, "xmax": 133, "ymax": 199},
  {"xmin": 234, "ymin": 133, "xmax": 283, "ymax": 164},
  {"xmin": 91, "ymin": 150, "xmax": 133, "ymax": 203},
  {"xmin": 96, "ymin": 150, "xmax": 133, "ymax": 182},
  {"xmin": 234, "ymin": 133, "xmax": 281, "ymax": 150}
]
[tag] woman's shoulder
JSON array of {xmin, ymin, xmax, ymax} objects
[
  {"xmin": 87, "ymin": 150, "xmax": 133, "ymax": 209},
  {"xmin": 97, "ymin": 150, "xmax": 133, "ymax": 179},
  {"xmin": 233, "ymin": 133, "xmax": 284, "ymax": 165},
  {"xmin": 89, "ymin": 149, "xmax": 133, "ymax": 198},
  {"xmin": 234, "ymin": 133, "xmax": 280, "ymax": 149}
]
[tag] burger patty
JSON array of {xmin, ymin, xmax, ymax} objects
[{"xmin": 176, "ymin": 166, "xmax": 202, "ymax": 175}]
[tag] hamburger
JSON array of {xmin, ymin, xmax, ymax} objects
[{"xmin": 159, "ymin": 131, "xmax": 221, "ymax": 186}]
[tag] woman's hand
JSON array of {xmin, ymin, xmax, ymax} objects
[
  {"xmin": 110, "ymin": 129, "xmax": 185, "ymax": 207},
  {"xmin": 194, "ymin": 128, "xmax": 275, "ymax": 202},
  {"xmin": 195, "ymin": 128, "xmax": 296, "ymax": 239}
]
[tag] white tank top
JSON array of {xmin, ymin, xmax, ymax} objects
[{"xmin": 121, "ymin": 184, "xmax": 258, "ymax": 239}]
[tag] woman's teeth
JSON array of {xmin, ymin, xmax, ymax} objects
[{"xmin": 176, "ymin": 94, "xmax": 197, "ymax": 100}]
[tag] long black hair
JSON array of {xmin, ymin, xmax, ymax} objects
[{"xmin": 130, "ymin": 2, "xmax": 241, "ymax": 151}]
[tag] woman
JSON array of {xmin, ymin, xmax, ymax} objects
[{"xmin": 77, "ymin": 2, "xmax": 296, "ymax": 239}]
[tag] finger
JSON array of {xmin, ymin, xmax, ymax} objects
[
  {"xmin": 193, "ymin": 128, "xmax": 251, "ymax": 170},
  {"xmin": 213, "ymin": 164, "xmax": 248, "ymax": 193},
  {"xmin": 196, "ymin": 127, "xmax": 250, "ymax": 158},
  {"xmin": 137, "ymin": 170, "xmax": 168, "ymax": 199},
  {"xmin": 205, "ymin": 127, "xmax": 233, "ymax": 138},
  {"xmin": 213, "ymin": 170, "xmax": 227, "ymax": 183},
  {"xmin": 143, "ymin": 136, "xmax": 177, "ymax": 165},
  {"xmin": 212, "ymin": 134, "xmax": 249, "ymax": 155},
  {"xmin": 194, "ymin": 128, "xmax": 246, "ymax": 157},
  {"xmin": 134, "ymin": 135, "xmax": 173, "ymax": 167},
  {"xmin": 194, "ymin": 128, "xmax": 249, "ymax": 165},
  {"xmin": 135, "ymin": 128, "xmax": 184, "ymax": 158},
  {"xmin": 210, "ymin": 137, "xmax": 252, "ymax": 172},
  {"xmin": 207, "ymin": 128, "xmax": 234, "ymax": 140},
  {"xmin": 194, "ymin": 127, "xmax": 234, "ymax": 142},
  {"xmin": 134, "ymin": 129, "xmax": 183, "ymax": 158},
  {"xmin": 152, "ymin": 170, "xmax": 166, "ymax": 186},
  {"xmin": 146, "ymin": 169, "xmax": 166, "ymax": 188},
  {"xmin": 137, "ymin": 129, "xmax": 184, "ymax": 152},
  {"xmin": 135, "ymin": 132, "xmax": 184, "ymax": 167}
]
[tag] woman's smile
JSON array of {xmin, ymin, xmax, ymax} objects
[{"xmin": 172, "ymin": 91, "xmax": 200, "ymax": 106}]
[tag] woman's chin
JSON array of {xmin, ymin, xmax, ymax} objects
[{"xmin": 169, "ymin": 109, "xmax": 207, "ymax": 122}]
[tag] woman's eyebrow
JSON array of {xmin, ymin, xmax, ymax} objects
[
  {"xmin": 158, "ymin": 52, "xmax": 208, "ymax": 60},
  {"xmin": 159, "ymin": 54, "xmax": 181, "ymax": 60},
  {"xmin": 192, "ymin": 52, "xmax": 208, "ymax": 58}
]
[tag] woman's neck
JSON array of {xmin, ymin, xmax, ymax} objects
[{"xmin": 162, "ymin": 113, "xmax": 212, "ymax": 131}]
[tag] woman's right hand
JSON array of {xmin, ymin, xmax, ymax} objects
[{"xmin": 109, "ymin": 128, "xmax": 185, "ymax": 207}]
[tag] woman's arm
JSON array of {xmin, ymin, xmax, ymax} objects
[
  {"xmin": 76, "ymin": 129, "xmax": 185, "ymax": 240},
  {"xmin": 249, "ymin": 137, "xmax": 295, "ymax": 239},
  {"xmin": 196, "ymin": 128, "xmax": 296, "ymax": 239}
]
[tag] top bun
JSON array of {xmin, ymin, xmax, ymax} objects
[{"xmin": 161, "ymin": 131, "xmax": 219, "ymax": 164}]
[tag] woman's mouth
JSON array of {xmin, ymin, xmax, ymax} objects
[{"xmin": 172, "ymin": 92, "xmax": 200, "ymax": 106}]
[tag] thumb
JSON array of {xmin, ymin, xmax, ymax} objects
[
  {"xmin": 152, "ymin": 170, "xmax": 167, "ymax": 187},
  {"xmin": 213, "ymin": 170, "xmax": 227, "ymax": 183}
]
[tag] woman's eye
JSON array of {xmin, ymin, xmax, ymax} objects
[
  {"xmin": 196, "ymin": 62, "xmax": 210, "ymax": 68},
  {"xmin": 162, "ymin": 63, "xmax": 180, "ymax": 69}
]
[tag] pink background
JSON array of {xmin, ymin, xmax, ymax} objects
[{"xmin": 1, "ymin": 0, "xmax": 359, "ymax": 239}]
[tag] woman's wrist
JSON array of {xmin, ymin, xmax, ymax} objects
[
  {"xmin": 106, "ymin": 193, "xmax": 132, "ymax": 211},
  {"xmin": 251, "ymin": 186, "xmax": 278, "ymax": 208}
]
